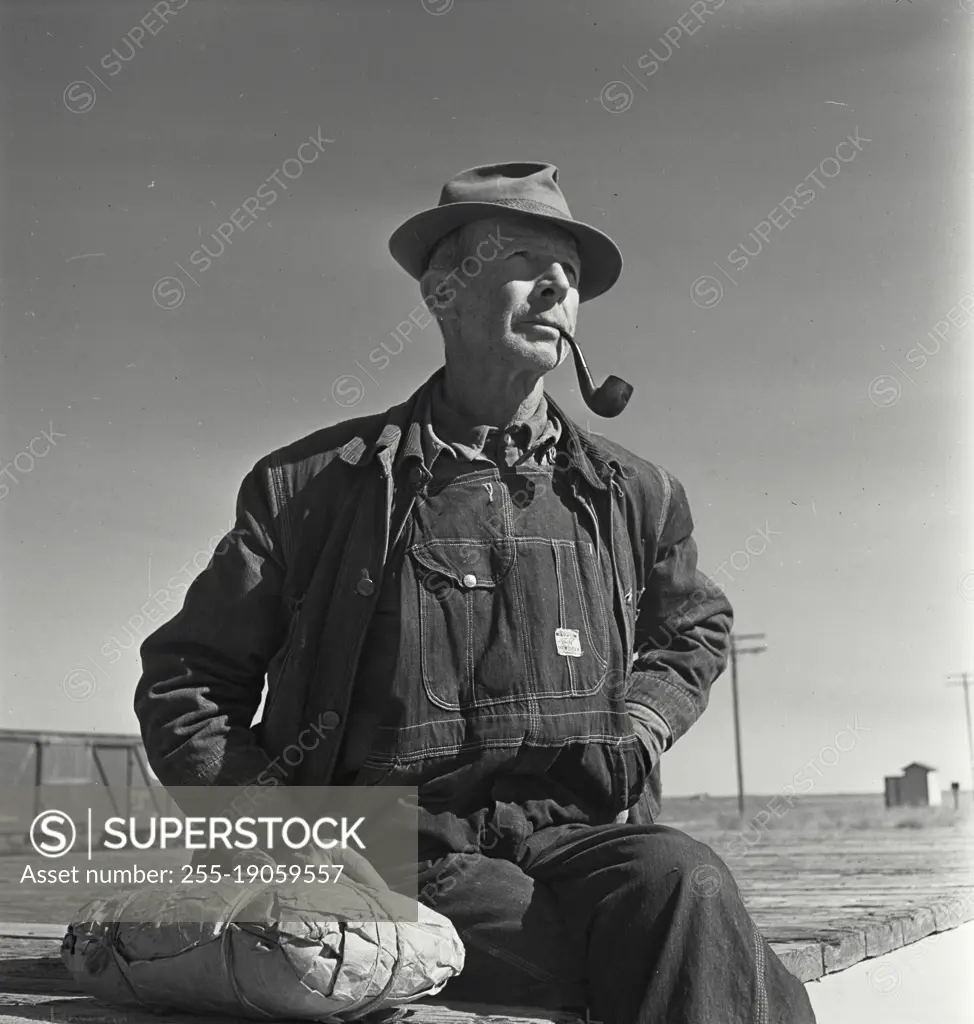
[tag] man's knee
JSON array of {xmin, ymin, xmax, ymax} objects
[{"xmin": 627, "ymin": 828, "xmax": 741, "ymax": 903}]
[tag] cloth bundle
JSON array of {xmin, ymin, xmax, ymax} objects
[{"xmin": 61, "ymin": 881, "xmax": 465, "ymax": 1021}]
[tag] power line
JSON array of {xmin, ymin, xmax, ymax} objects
[
  {"xmin": 729, "ymin": 633, "xmax": 767, "ymax": 817},
  {"xmin": 946, "ymin": 673, "xmax": 974, "ymax": 801}
]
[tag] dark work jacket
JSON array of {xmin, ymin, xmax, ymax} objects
[{"xmin": 134, "ymin": 369, "xmax": 733, "ymax": 824}]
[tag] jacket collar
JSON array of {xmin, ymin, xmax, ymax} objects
[
  {"xmin": 335, "ymin": 373, "xmax": 436, "ymax": 471},
  {"xmin": 337, "ymin": 367, "xmax": 630, "ymax": 491}
]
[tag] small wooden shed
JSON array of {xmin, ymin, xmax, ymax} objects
[{"xmin": 885, "ymin": 762, "xmax": 942, "ymax": 808}]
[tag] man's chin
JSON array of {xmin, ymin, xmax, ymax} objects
[{"xmin": 510, "ymin": 333, "xmax": 564, "ymax": 372}]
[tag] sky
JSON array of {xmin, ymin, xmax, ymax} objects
[{"xmin": 1, "ymin": 0, "xmax": 972, "ymax": 798}]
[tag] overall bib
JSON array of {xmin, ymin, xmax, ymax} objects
[{"xmin": 353, "ymin": 454, "xmax": 649, "ymax": 856}]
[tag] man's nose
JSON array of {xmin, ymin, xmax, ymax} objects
[{"xmin": 533, "ymin": 263, "xmax": 572, "ymax": 304}]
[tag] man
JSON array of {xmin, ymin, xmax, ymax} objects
[{"xmin": 135, "ymin": 162, "xmax": 816, "ymax": 1023}]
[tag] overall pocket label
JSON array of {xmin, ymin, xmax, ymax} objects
[{"xmin": 555, "ymin": 628, "xmax": 582, "ymax": 657}]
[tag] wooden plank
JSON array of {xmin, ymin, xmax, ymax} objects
[
  {"xmin": 2, "ymin": 936, "xmax": 823, "ymax": 988},
  {"xmin": 932, "ymin": 892, "xmax": 974, "ymax": 932},
  {"xmin": 813, "ymin": 930, "xmax": 865, "ymax": 975},
  {"xmin": 0, "ymin": 927, "xmax": 63, "ymax": 941},
  {"xmin": 891, "ymin": 906, "xmax": 937, "ymax": 945},
  {"xmin": 862, "ymin": 917, "xmax": 900, "ymax": 958},
  {"xmin": 763, "ymin": 914, "xmax": 903, "ymax": 959},
  {"xmin": 0, "ymin": 949, "xmax": 74, "ymax": 997},
  {"xmin": 0, "ymin": 908, "xmax": 966, "ymax": 996},
  {"xmin": 768, "ymin": 942, "xmax": 824, "ymax": 982},
  {"xmin": 759, "ymin": 926, "xmax": 867, "ymax": 974},
  {"xmin": 0, "ymin": 932, "xmax": 914, "ymax": 1003},
  {"xmin": 408, "ymin": 1002, "xmax": 584, "ymax": 1022},
  {"xmin": 0, "ymin": 942, "xmax": 58, "ymax": 961},
  {"xmin": 0, "ymin": 995, "xmax": 585, "ymax": 1024},
  {"xmin": 742, "ymin": 884, "xmax": 974, "ymax": 896},
  {"xmin": 0, "ymin": 945, "xmax": 586, "ymax": 1021},
  {"xmin": 0, "ymin": 995, "xmax": 138, "ymax": 1024},
  {"xmin": 0, "ymin": 939, "xmax": 67, "ymax": 997}
]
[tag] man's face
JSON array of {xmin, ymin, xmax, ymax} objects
[{"xmin": 434, "ymin": 215, "xmax": 581, "ymax": 376}]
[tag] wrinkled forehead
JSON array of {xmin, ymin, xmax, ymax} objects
[{"xmin": 466, "ymin": 215, "xmax": 579, "ymax": 262}]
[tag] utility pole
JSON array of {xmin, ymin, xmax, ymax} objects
[
  {"xmin": 730, "ymin": 633, "xmax": 767, "ymax": 817},
  {"xmin": 946, "ymin": 673, "xmax": 974, "ymax": 801}
]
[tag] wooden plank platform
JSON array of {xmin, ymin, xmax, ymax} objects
[
  {"xmin": 0, "ymin": 930, "xmax": 826, "ymax": 1022},
  {"xmin": 1, "ymin": 816, "xmax": 971, "ymax": 1022},
  {"xmin": 0, "ymin": 991, "xmax": 586, "ymax": 1024},
  {"xmin": 699, "ymin": 822, "xmax": 974, "ymax": 977}
]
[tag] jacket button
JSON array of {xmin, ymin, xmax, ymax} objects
[
  {"xmin": 320, "ymin": 711, "xmax": 341, "ymax": 729},
  {"xmin": 356, "ymin": 570, "xmax": 375, "ymax": 597},
  {"xmin": 462, "ymin": 573, "xmax": 477, "ymax": 588}
]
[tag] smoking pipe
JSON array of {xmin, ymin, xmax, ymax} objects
[{"xmin": 559, "ymin": 329, "xmax": 634, "ymax": 418}]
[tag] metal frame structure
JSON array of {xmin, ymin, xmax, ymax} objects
[{"xmin": 0, "ymin": 728, "xmax": 165, "ymax": 822}]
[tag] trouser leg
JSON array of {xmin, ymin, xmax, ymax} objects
[
  {"xmin": 416, "ymin": 851, "xmax": 588, "ymax": 1010},
  {"xmin": 522, "ymin": 823, "xmax": 817, "ymax": 1024}
]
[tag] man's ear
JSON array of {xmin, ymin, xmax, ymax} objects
[{"xmin": 420, "ymin": 267, "xmax": 459, "ymax": 324}]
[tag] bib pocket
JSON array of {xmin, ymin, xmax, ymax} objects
[
  {"xmin": 411, "ymin": 538, "xmax": 527, "ymax": 710},
  {"xmin": 410, "ymin": 535, "xmax": 613, "ymax": 710}
]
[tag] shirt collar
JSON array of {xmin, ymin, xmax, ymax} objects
[
  {"xmin": 342, "ymin": 367, "xmax": 614, "ymax": 493},
  {"xmin": 421, "ymin": 377, "xmax": 561, "ymax": 468}
]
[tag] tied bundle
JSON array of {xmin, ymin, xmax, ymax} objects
[{"xmin": 61, "ymin": 880, "xmax": 464, "ymax": 1021}]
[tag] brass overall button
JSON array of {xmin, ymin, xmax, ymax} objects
[{"xmin": 461, "ymin": 573, "xmax": 477, "ymax": 588}]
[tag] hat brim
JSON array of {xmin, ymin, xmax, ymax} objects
[{"xmin": 388, "ymin": 202, "xmax": 622, "ymax": 303}]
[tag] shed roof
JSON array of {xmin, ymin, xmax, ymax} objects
[{"xmin": 900, "ymin": 762, "xmax": 936, "ymax": 773}]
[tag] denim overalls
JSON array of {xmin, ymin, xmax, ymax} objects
[{"xmin": 352, "ymin": 433, "xmax": 649, "ymax": 854}]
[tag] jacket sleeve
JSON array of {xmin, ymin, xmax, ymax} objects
[
  {"xmin": 625, "ymin": 469, "xmax": 733, "ymax": 761},
  {"xmin": 134, "ymin": 461, "xmax": 288, "ymax": 793}
]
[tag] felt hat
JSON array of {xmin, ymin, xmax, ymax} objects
[{"xmin": 388, "ymin": 161, "xmax": 623, "ymax": 302}]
